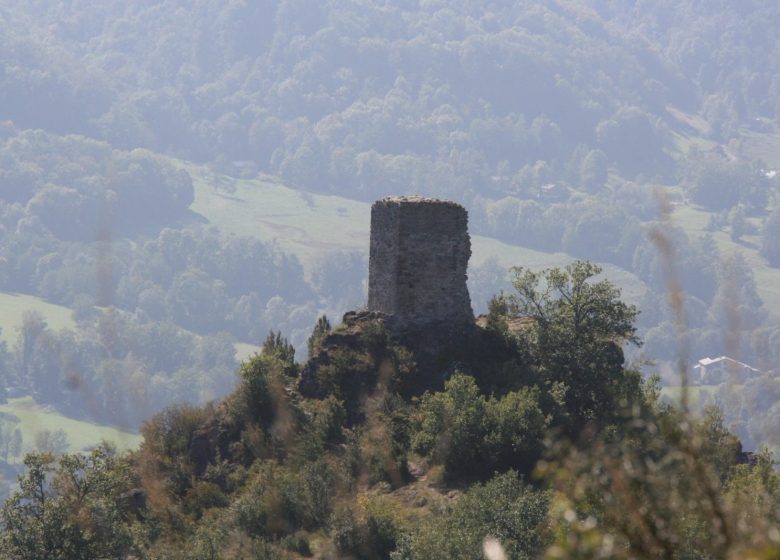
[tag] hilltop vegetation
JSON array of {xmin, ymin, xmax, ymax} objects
[{"xmin": 2, "ymin": 263, "xmax": 778, "ymax": 559}]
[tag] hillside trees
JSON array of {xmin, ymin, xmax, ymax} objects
[
  {"xmin": 0, "ymin": 127, "xmax": 332, "ymax": 426},
  {"xmin": 0, "ymin": 132, "xmax": 193, "ymax": 240},
  {"xmin": 0, "ymin": 445, "xmax": 138, "ymax": 559},
  {"xmin": 683, "ymin": 153, "xmax": 771, "ymax": 212},
  {"xmin": 1, "ymin": 266, "xmax": 778, "ymax": 557},
  {"xmin": 4, "ymin": 0, "xmax": 777, "ymax": 205},
  {"xmin": 0, "ymin": 329, "xmax": 10, "ymax": 403},
  {"xmin": 596, "ymin": 107, "xmax": 673, "ymax": 179},
  {"xmin": 4, "ymin": 308, "xmax": 241, "ymax": 427},
  {"xmin": 761, "ymin": 207, "xmax": 780, "ymax": 267},
  {"xmin": 578, "ymin": 148, "xmax": 609, "ymax": 193},
  {"xmin": 0, "ymin": 419, "xmax": 22, "ymax": 463}
]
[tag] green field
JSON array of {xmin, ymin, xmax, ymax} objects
[
  {"xmin": 470, "ymin": 237, "xmax": 648, "ymax": 304},
  {"xmin": 0, "ymin": 290, "xmax": 255, "ymax": 457},
  {"xmin": 671, "ymin": 203, "xmax": 780, "ymax": 319},
  {"xmin": 0, "ymin": 292, "xmax": 75, "ymax": 347},
  {"xmin": 0, "ymin": 396, "xmax": 142, "ymax": 456},
  {"xmin": 0, "ymin": 288, "xmax": 258, "ymax": 358},
  {"xmin": 187, "ymin": 164, "xmax": 369, "ymax": 268}
]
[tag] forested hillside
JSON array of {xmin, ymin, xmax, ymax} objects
[
  {"xmin": 2, "ymin": 264, "xmax": 779, "ymax": 559},
  {"xmin": 3, "ymin": 1, "xmax": 779, "ymax": 191}
]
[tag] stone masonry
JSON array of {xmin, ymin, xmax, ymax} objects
[{"xmin": 367, "ymin": 196, "xmax": 473, "ymax": 331}]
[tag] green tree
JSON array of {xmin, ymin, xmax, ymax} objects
[
  {"xmin": 685, "ymin": 157, "xmax": 770, "ymax": 212},
  {"xmin": 579, "ymin": 148, "xmax": 608, "ymax": 192},
  {"xmin": 505, "ymin": 261, "xmax": 641, "ymax": 431},
  {"xmin": 0, "ymin": 445, "xmax": 136, "ymax": 559},
  {"xmin": 262, "ymin": 330, "xmax": 296, "ymax": 367},
  {"xmin": 0, "ymin": 420, "xmax": 22, "ymax": 463},
  {"xmin": 12, "ymin": 311, "xmax": 48, "ymax": 387},
  {"xmin": 411, "ymin": 373, "xmax": 547, "ymax": 479},
  {"xmin": 393, "ymin": 471, "xmax": 550, "ymax": 560},
  {"xmin": 307, "ymin": 315, "xmax": 331, "ymax": 356},
  {"xmin": 729, "ymin": 204, "xmax": 748, "ymax": 241},
  {"xmin": 34, "ymin": 429, "xmax": 69, "ymax": 455}
]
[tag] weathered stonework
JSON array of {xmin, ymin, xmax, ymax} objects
[{"xmin": 367, "ymin": 196, "xmax": 473, "ymax": 331}]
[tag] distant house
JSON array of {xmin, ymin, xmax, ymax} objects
[
  {"xmin": 537, "ymin": 183, "xmax": 568, "ymax": 202},
  {"xmin": 694, "ymin": 356, "xmax": 759, "ymax": 385}
]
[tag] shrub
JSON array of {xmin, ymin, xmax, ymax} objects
[
  {"xmin": 411, "ymin": 373, "xmax": 547, "ymax": 479},
  {"xmin": 280, "ymin": 531, "xmax": 311, "ymax": 556},
  {"xmin": 307, "ymin": 315, "xmax": 331, "ymax": 356},
  {"xmin": 299, "ymin": 395, "xmax": 346, "ymax": 460},
  {"xmin": 234, "ymin": 460, "xmax": 335, "ymax": 539},
  {"xmin": 358, "ymin": 392, "xmax": 410, "ymax": 487},
  {"xmin": 141, "ymin": 403, "xmax": 210, "ymax": 458},
  {"xmin": 330, "ymin": 498, "xmax": 400, "ymax": 559},
  {"xmin": 240, "ymin": 353, "xmax": 295, "ymax": 428},
  {"xmin": 183, "ymin": 481, "xmax": 229, "ymax": 518},
  {"xmin": 392, "ymin": 471, "xmax": 550, "ymax": 559}
]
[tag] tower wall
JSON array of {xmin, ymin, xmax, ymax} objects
[{"xmin": 368, "ymin": 196, "xmax": 473, "ymax": 328}]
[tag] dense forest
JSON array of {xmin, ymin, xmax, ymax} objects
[{"xmin": 1, "ymin": 1, "xmax": 780, "ymax": 556}]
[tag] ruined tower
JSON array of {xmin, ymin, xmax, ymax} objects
[{"xmin": 368, "ymin": 196, "xmax": 473, "ymax": 331}]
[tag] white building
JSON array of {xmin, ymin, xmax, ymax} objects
[{"xmin": 694, "ymin": 356, "xmax": 759, "ymax": 385}]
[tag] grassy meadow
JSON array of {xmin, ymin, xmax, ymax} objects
[
  {"xmin": 0, "ymin": 292, "xmax": 75, "ymax": 347},
  {"xmin": 0, "ymin": 396, "xmax": 142, "ymax": 456}
]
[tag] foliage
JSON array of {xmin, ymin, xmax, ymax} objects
[
  {"xmin": 412, "ymin": 373, "xmax": 547, "ymax": 479},
  {"xmin": 33, "ymin": 429, "xmax": 69, "ymax": 455},
  {"xmin": 141, "ymin": 403, "xmax": 211, "ymax": 461},
  {"xmin": 504, "ymin": 261, "xmax": 642, "ymax": 431},
  {"xmin": 355, "ymin": 392, "xmax": 411, "ymax": 487},
  {"xmin": 1, "ymin": 258, "xmax": 779, "ymax": 558},
  {"xmin": 233, "ymin": 460, "xmax": 335, "ymax": 539},
  {"xmin": 239, "ymin": 351, "xmax": 296, "ymax": 429},
  {"xmin": 307, "ymin": 315, "xmax": 331, "ymax": 356},
  {"xmin": 331, "ymin": 497, "xmax": 400, "ymax": 560},
  {"xmin": 542, "ymin": 401, "xmax": 780, "ymax": 559},
  {"xmin": 1, "ymin": 0, "xmax": 780, "ymax": 452},
  {"xmin": 303, "ymin": 320, "xmax": 413, "ymax": 424},
  {"xmin": 393, "ymin": 471, "xmax": 550, "ymax": 560},
  {"xmin": 5, "ymin": 0, "xmax": 778, "ymax": 203},
  {"xmin": 0, "ymin": 417, "xmax": 22, "ymax": 463},
  {"xmin": 2, "ymin": 0, "xmax": 780, "ymax": 553},
  {"xmin": 0, "ymin": 444, "xmax": 138, "ymax": 560},
  {"xmin": 262, "ymin": 331, "xmax": 296, "ymax": 367},
  {"xmin": 761, "ymin": 207, "xmax": 780, "ymax": 267},
  {"xmin": 683, "ymin": 153, "xmax": 771, "ymax": 211}
]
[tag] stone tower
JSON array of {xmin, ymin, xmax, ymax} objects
[{"xmin": 368, "ymin": 196, "xmax": 473, "ymax": 330}]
